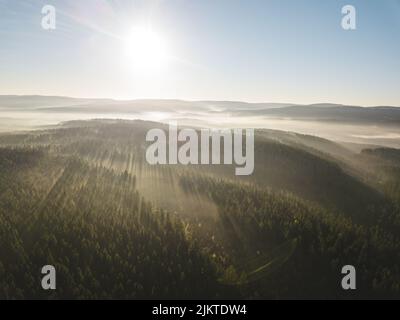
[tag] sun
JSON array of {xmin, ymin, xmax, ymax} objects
[{"xmin": 123, "ymin": 26, "xmax": 169, "ymax": 72}]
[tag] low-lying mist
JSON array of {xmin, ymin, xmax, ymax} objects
[{"xmin": 1, "ymin": 96, "xmax": 399, "ymax": 148}]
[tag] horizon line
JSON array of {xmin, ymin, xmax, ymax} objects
[{"xmin": 0, "ymin": 94, "xmax": 399, "ymax": 108}]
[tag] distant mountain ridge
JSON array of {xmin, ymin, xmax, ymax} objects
[
  {"xmin": 1, "ymin": 96, "xmax": 400, "ymax": 136},
  {"xmin": 239, "ymin": 104, "xmax": 400, "ymax": 124},
  {"xmin": 1, "ymin": 95, "xmax": 398, "ymax": 112}
]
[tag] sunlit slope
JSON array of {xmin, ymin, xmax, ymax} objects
[
  {"xmin": 1, "ymin": 121, "xmax": 400, "ymax": 298},
  {"xmin": 0, "ymin": 148, "xmax": 398, "ymax": 299},
  {"xmin": 0, "ymin": 149, "xmax": 226, "ymax": 299},
  {"xmin": 0, "ymin": 119, "xmax": 387, "ymax": 222}
]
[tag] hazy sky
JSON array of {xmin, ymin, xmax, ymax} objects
[{"xmin": 0, "ymin": 0, "xmax": 399, "ymax": 105}]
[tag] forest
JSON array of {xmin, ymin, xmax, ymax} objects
[{"xmin": 0, "ymin": 119, "xmax": 400, "ymax": 299}]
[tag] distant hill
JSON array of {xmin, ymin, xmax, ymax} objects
[
  {"xmin": 1, "ymin": 95, "xmax": 400, "ymax": 149},
  {"xmin": 1, "ymin": 95, "xmax": 399, "ymax": 125},
  {"xmin": 248, "ymin": 104, "xmax": 400, "ymax": 124}
]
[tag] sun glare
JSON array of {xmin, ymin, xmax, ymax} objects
[{"xmin": 124, "ymin": 26, "xmax": 169, "ymax": 72}]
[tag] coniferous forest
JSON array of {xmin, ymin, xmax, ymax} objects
[{"xmin": 0, "ymin": 119, "xmax": 400, "ymax": 299}]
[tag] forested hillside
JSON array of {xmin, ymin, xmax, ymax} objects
[{"xmin": 0, "ymin": 119, "xmax": 399, "ymax": 299}]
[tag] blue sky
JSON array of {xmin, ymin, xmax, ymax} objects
[{"xmin": 0, "ymin": 0, "xmax": 399, "ymax": 106}]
